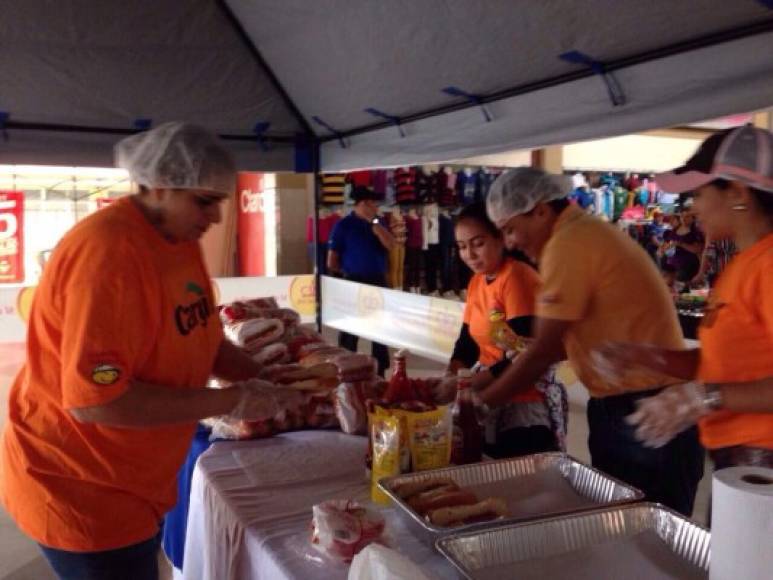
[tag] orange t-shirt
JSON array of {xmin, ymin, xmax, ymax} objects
[
  {"xmin": 698, "ymin": 233, "xmax": 773, "ymax": 450},
  {"xmin": 536, "ymin": 205, "xmax": 684, "ymax": 397},
  {"xmin": 464, "ymin": 258, "xmax": 543, "ymax": 403},
  {"xmin": 0, "ymin": 197, "xmax": 224, "ymax": 551}
]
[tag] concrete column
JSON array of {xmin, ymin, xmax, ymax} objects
[
  {"xmin": 530, "ymin": 145, "xmax": 564, "ymax": 173},
  {"xmin": 275, "ymin": 173, "xmax": 314, "ymax": 275}
]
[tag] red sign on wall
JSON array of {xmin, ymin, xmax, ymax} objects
[
  {"xmin": 0, "ymin": 192, "xmax": 24, "ymax": 283},
  {"xmin": 237, "ymin": 172, "xmax": 266, "ymax": 276}
]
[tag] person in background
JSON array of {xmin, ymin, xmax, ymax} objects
[
  {"xmin": 327, "ymin": 186, "xmax": 395, "ymax": 375},
  {"xmin": 0, "ymin": 123, "xmax": 289, "ymax": 580},
  {"xmin": 442, "ymin": 203, "xmax": 567, "ymax": 457},
  {"xmin": 478, "ymin": 167, "xmax": 703, "ymax": 516},
  {"xmin": 594, "ymin": 125, "xmax": 773, "ymax": 471},
  {"xmin": 662, "ymin": 209, "xmax": 705, "ymax": 283}
]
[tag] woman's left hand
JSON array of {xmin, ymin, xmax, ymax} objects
[{"xmin": 625, "ymin": 382, "xmax": 710, "ymax": 448}]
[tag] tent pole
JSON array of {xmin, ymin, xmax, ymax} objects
[
  {"xmin": 312, "ymin": 142, "xmax": 323, "ymax": 332},
  {"xmin": 215, "ymin": 0, "xmax": 315, "ymax": 137},
  {"xmin": 320, "ymin": 17, "xmax": 773, "ymax": 143}
]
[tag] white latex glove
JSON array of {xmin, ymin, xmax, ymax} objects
[
  {"xmin": 227, "ymin": 379, "xmax": 303, "ymax": 421},
  {"xmin": 590, "ymin": 341, "xmax": 667, "ymax": 387},
  {"xmin": 625, "ymin": 382, "xmax": 709, "ymax": 448}
]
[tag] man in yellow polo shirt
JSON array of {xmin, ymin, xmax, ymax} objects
[{"xmin": 481, "ymin": 167, "xmax": 703, "ymax": 516}]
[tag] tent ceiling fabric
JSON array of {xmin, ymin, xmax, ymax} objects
[
  {"xmin": 320, "ymin": 29, "xmax": 773, "ymax": 171},
  {"xmin": 2, "ymin": 0, "xmax": 773, "ymax": 171},
  {"xmin": 0, "ymin": 0, "xmax": 303, "ymax": 169},
  {"xmin": 230, "ymin": 0, "xmax": 772, "ymax": 134}
]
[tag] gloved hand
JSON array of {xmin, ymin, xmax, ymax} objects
[
  {"xmin": 625, "ymin": 382, "xmax": 709, "ymax": 448},
  {"xmin": 432, "ymin": 372, "xmax": 458, "ymax": 404},
  {"xmin": 228, "ymin": 379, "xmax": 303, "ymax": 421},
  {"xmin": 590, "ymin": 341, "xmax": 667, "ymax": 388}
]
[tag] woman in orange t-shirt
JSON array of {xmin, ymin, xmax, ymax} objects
[
  {"xmin": 442, "ymin": 202, "xmax": 567, "ymax": 458},
  {"xmin": 594, "ymin": 125, "xmax": 773, "ymax": 471},
  {"xmin": 0, "ymin": 123, "xmax": 286, "ymax": 580}
]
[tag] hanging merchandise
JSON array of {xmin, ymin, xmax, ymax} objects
[
  {"xmin": 437, "ymin": 168, "xmax": 456, "ymax": 207},
  {"xmin": 384, "ymin": 210, "xmax": 407, "ymax": 289},
  {"xmin": 414, "ymin": 168, "xmax": 432, "ymax": 203},
  {"xmin": 613, "ymin": 186, "xmax": 628, "ymax": 221},
  {"xmin": 475, "ymin": 168, "xmax": 498, "ymax": 202},
  {"xmin": 456, "ymin": 168, "xmax": 477, "ymax": 206},
  {"xmin": 372, "ymin": 170, "xmax": 387, "ymax": 198},
  {"xmin": 438, "ymin": 211, "xmax": 456, "ymax": 296},
  {"xmin": 394, "ymin": 167, "xmax": 417, "ymax": 204},
  {"xmin": 321, "ymin": 173, "xmax": 346, "ymax": 204},
  {"xmin": 404, "ymin": 208, "xmax": 423, "ymax": 292},
  {"xmin": 348, "ymin": 170, "xmax": 373, "ymax": 188}
]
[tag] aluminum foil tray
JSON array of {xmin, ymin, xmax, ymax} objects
[
  {"xmin": 436, "ymin": 502, "xmax": 710, "ymax": 579},
  {"xmin": 378, "ymin": 452, "xmax": 643, "ymax": 538}
]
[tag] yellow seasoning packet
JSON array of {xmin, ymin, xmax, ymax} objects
[
  {"xmin": 408, "ymin": 405, "xmax": 452, "ymax": 472},
  {"xmin": 369, "ymin": 408, "xmax": 402, "ymax": 504}
]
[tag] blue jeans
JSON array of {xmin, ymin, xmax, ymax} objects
[
  {"xmin": 587, "ymin": 388, "xmax": 704, "ymax": 517},
  {"xmin": 39, "ymin": 531, "xmax": 161, "ymax": 580}
]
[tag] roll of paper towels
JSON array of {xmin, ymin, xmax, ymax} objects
[{"xmin": 710, "ymin": 466, "xmax": 773, "ymax": 580}]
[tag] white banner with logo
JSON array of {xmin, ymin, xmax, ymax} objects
[
  {"xmin": 320, "ymin": 276, "xmax": 464, "ymax": 363},
  {"xmin": 0, "ymin": 275, "xmax": 317, "ymax": 344}
]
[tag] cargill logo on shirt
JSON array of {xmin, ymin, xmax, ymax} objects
[{"xmin": 174, "ymin": 281, "xmax": 213, "ymax": 336}]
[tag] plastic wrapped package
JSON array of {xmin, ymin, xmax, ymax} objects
[
  {"xmin": 299, "ymin": 348, "xmax": 350, "ymax": 368},
  {"xmin": 252, "ymin": 343, "xmax": 290, "ymax": 366},
  {"xmin": 286, "ymin": 335, "xmax": 325, "ymax": 361},
  {"xmin": 348, "ymin": 544, "xmax": 434, "ymax": 580},
  {"xmin": 205, "ymin": 387, "xmax": 339, "ymax": 441},
  {"xmin": 219, "ymin": 297, "xmax": 279, "ymax": 324},
  {"xmin": 258, "ymin": 308, "xmax": 301, "ymax": 329},
  {"xmin": 332, "ymin": 353, "xmax": 377, "ymax": 383},
  {"xmin": 335, "ymin": 380, "xmax": 387, "ymax": 435},
  {"xmin": 225, "ymin": 318, "xmax": 284, "ymax": 352},
  {"xmin": 310, "ymin": 500, "xmax": 385, "ymax": 562}
]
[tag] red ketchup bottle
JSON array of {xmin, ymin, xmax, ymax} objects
[
  {"xmin": 450, "ymin": 369, "xmax": 483, "ymax": 465},
  {"xmin": 384, "ymin": 349, "xmax": 414, "ymax": 403}
]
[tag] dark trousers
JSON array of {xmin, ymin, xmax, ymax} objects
[
  {"xmin": 587, "ymin": 389, "xmax": 704, "ymax": 517},
  {"xmin": 339, "ymin": 274, "xmax": 390, "ymax": 376},
  {"xmin": 404, "ymin": 247, "xmax": 423, "ymax": 290},
  {"xmin": 40, "ymin": 531, "xmax": 161, "ymax": 580},
  {"xmin": 424, "ymin": 244, "xmax": 441, "ymax": 292},
  {"xmin": 484, "ymin": 425, "xmax": 558, "ymax": 459},
  {"xmin": 440, "ymin": 243, "xmax": 454, "ymax": 293}
]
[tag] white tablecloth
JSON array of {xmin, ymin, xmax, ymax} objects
[{"xmin": 182, "ymin": 430, "xmax": 457, "ymax": 580}]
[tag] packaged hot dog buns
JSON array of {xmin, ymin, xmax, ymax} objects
[
  {"xmin": 225, "ymin": 318, "xmax": 284, "ymax": 352},
  {"xmin": 251, "ymin": 343, "xmax": 290, "ymax": 366}
]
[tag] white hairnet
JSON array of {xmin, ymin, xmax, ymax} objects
[
  {"xmin": 486, "ymin": 167, "xmax": 571, "ymax": 227},
  {"xmin": 115, "ymin": 122, "xmax": 236, "ymax": 195}
]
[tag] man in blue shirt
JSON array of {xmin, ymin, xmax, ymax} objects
[{"xmin": 327, "ymin": 187, "xmax": 395, "ymax": 375}]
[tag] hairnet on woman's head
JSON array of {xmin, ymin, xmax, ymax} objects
[
  {"xmin": 486, "ymin": 167, "xmax": 571, "ymax": 228},
  {"xmin": 115, "ymin": 122, "xmax": 237, "ymax": 195}
]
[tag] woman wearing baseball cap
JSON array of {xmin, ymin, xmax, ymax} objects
[{"xmin": 595, "ymin": 124, "xmax": 773, "ymax": 471}]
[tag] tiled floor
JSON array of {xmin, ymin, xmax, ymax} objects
[{"xmin": 0, "ymin": 335, "xmax": 711, "ymax": 579}]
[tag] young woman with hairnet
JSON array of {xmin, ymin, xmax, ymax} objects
[
  {"xmin": 476, "ymin": 166, "xmax": 704, "ymax": 516},
  {"xmin": 0, "ymin": 123, "xmax": 292, "ymax": 580},
  {"xmin": 593, "ymin": 125, "xmax": 773, "ymax": 472}
]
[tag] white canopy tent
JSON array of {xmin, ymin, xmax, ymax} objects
[{"xmin": 1, "ymin": 0, "xmax": 773, "ymax": 171}]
